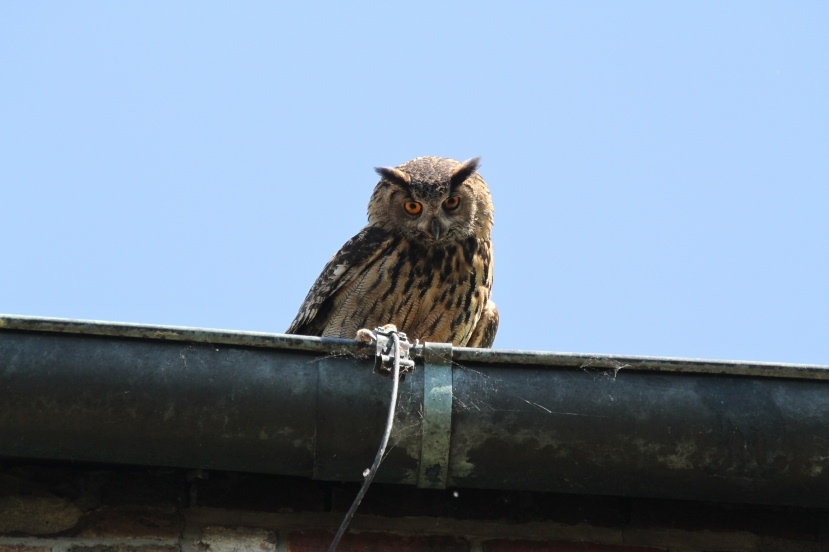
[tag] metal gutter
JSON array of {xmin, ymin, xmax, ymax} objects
[{"xmin": 2, "ymin": 315, "xmax": 829, "ymax": 507}]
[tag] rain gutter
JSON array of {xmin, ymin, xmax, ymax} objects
[{"xmin": 1, "ymin": 315, "xmax": 828, "ymax": 507}]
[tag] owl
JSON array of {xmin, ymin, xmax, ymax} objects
[{"xmin": 286, "ymin": 156, "xmax": 497, "ymax": 348}]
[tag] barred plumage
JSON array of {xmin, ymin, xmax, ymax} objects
[{"xmin": 287, "ymin": 156, "xmax": 497, "ymax": 347}]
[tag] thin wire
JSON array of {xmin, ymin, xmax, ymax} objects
[{"xmin": 327, "ymin": 332, "xmax": 402, "ymax": 552}]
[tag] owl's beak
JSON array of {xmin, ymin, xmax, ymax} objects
[{"xmin": 430, "ymin": 218, "xmax": 441, "ymax": 241}]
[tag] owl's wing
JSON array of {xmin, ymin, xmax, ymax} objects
[
  {"xmin": 466, "ymin": 300, "xmax": 499, "ymax": 348},
  {"xmin": 286, "ymin": 225, "xmax": 393, "ymax": 336}
]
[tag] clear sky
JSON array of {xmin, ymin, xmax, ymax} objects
[{"xmin": 2, "ymin": 3, "xmax": 827, "ymax": 365}]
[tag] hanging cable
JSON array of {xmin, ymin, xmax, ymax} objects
[{"xmin": 327, "ymin": 331, "xmax": 404, "ymax": 552}]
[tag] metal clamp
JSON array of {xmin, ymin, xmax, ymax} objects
[
  {"xmin": 372, "ymin": 326, "xmax": 416, "ymax": 379},
  {"xmin": 418, "ymin": 342, "xmax": 453, "ymax": 489}
]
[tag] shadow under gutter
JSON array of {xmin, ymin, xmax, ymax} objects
[{"xmin": 2, "ymin": 315, "xmax": 829, "ymax": 508}]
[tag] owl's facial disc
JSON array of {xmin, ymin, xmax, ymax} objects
[{"xmin": 370, "ymin": 156, "xmax": 490, "ymax": 244}]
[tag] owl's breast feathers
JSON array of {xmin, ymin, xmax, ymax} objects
[{"xmin": 286, "ymin": 225, "xmax": 496, "ymax": 347}]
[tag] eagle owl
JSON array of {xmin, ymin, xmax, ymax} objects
[{"xmin": 286, "ymin": 156, "xmax": 497, "ymax": 347}]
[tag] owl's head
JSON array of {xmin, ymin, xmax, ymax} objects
[{"xmin": 367, "ymin": 156, "xmax": 494, "ymax": 244}]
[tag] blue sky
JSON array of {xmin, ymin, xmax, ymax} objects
[{"xmin": 2, "ymin": 3, "xmax": 827, "ymax": 364}]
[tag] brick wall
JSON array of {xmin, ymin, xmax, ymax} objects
[{"xmin": 1, "ymin": 462, "xmax": 827, "ymax": 552}]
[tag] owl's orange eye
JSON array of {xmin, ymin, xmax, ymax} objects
[
  {"xmin": 403, "ymin": 201, "xmax": 423, "ymax": 215},
  {"xmin": 443, "ymin": 196, "xmax": 461, "ymax": 211}
]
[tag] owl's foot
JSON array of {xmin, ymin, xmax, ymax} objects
[
  {"xmin": 355, "ymin": 328, "xmax": 375, "ymax": 343},
  {"xmin": 355, "ymin": 323, "xmax": 398, "ymax": 344}
]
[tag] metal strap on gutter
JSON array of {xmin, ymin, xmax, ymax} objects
[{"xmin": 418, "ymin": 342, "xmax": 453, "ymax": 489}]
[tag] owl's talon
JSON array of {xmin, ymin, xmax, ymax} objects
[
  {"xmin": 355, "ymin": 324, "xmax": 398, "ymax": 344},
  {"xmin": 355, "ymin": 328, "xmax": 376, "ymax": 344}
]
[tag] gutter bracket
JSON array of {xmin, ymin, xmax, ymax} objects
[
  {"xmin": 418, "ymin": 342, "xmax": 453, "ymax": 489},
  {"xmin": 372, "ymin": 327, "xmax": 416, "ymax": 380}
]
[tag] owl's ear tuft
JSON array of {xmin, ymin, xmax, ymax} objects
[
  {"xmin": 450, "ymin": 157, "xmax": 481, "ymax": 190},
  {"xmin": 375, "ymin": 166, "xmax": 411, "ymax": 188}
]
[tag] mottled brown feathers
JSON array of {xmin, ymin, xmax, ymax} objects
[{"xmin": 287, "ymin": 155, "xmax": 498, "ymax": 347}]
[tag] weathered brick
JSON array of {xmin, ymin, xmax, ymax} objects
[
  {"xmin": 197, "ymin": 526, "xmax": 277, "ymax": 552},
  {"xmin": 0, "ymin": 546, "xmax": 53, "ymax": 552},
  {"xmin": 0, "ymin": 495, "xmax": 82, "ymax": 534},
  {"xmin": 288, "ymin": 530, "xmax": 468, "ymax": 552},
  {"xmin": 73, "ymin": 506, "xmax": 181, "ymax": 539},
  {"xmin": 757, "ymin": 538, "xmax": 828, "ymax": 552},
  {"xmin": 482, "ymin": 540, "xmax": 664, "ymax": 552},
  {"xmin": 68, "ymin": 546, "xmax": 179, "ymax": 552}
]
